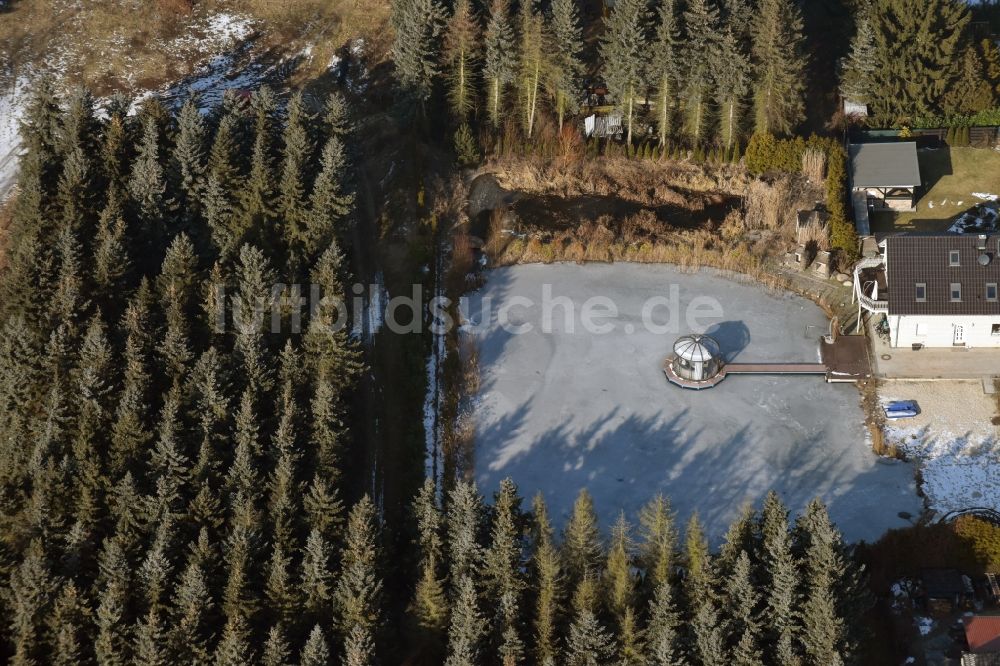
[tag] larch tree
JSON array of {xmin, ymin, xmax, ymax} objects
[
  {"xmin": 715, "ymin": 27, "xmax": 751, "ymax": 154},
  {"xmin": 547, "ymin": 0, "xmax": 584, "ymax": 132},
  {"xmin": 529, "ymin": 494, "xmax": 562, "ymax": 666},
  {"xmin": 682, "ymin": 0, "xmax": 720, "ymax": 145},
  {"xmin": 483, "ymin": 0, "xmax": 518, "ymax": 128},
  {"xmin": 750, "ymin": 0, "xmax": 807, "ymax": 135},
  {"xmin": 599, "ymin": 0, "xmax": 650, "ymax": 146},
  {"xmin": 561, "ymin": 489, "xmax": 603, "ymax": 591},
  {"xmin": 605, "ymin": 513, "xmax": 642, "ymax": 664},
  {"xmin": 443, "ymin": 0, "xmax": 480, "ymax": 121},
  {"xmin": 648, "ymin": 0, "xmax": 683, "ymax": 148},
  {"xmin": 518, "ymin": 0, "xmax": 546, "ymax": 137}
]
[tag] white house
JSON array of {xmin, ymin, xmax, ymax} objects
[{"xmin": 854, "ymin": 233, "xmax": 1000, "ymax": 348}]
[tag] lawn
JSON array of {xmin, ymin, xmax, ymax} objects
[{"xmin": 870, "ymin": 147, "xmax": 1000, "ymax": 234}]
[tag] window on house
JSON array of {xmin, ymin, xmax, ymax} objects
[
  {"xmin": 988, "ymin": 283, "xmax": 998, "ymax": 301},
  {"xmin": 950, "ymin": 250, "xmax": 961, "ymax": 266},
  {"xmin": 915, "ymin": 283, "xmax": 927, "ymax": 301},
  {"xmin": 993, "ymin": 324, "xmax": 1000, "ymax": 337},
  {"xmin": 951, "ymin": 283, "xmax": 962, "ymax": 301}
]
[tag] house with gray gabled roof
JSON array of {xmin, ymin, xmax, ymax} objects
[{"xmin": 853, "ymin": 233, "xmax": 1000, "ymax": 348}]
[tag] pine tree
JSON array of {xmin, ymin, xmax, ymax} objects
[
  {"xmin": 300, "ymin": 528, "xmax": 333, "ymax": 618},
  {"xmin": 49, "ymin": 582, "xmax": 87, "ymax": 666},
  {"xmin": 750, "ymin": 0, "xmax": 807, "ymax": 135},
  {"xmin": 8, "ymin": 541, "xmax": 55, "ymax": 666},
  {"xmin": 304, "ymin": 135, "xmax": 353, "ymax": 261},
  {"xmin": 648, "ymin": 0, "xmax": 682, "ymax": 147},
  {"xmin": 547, "ymin": 0, "xmax": 584, "ymax": 132},
  {"xmin": 204, "ymin": 113, "xmax": 241, "ymax": 259},
  {"xmin": 599, "ymin": 0, "xmax": 650, "ymax": 146},
  {"xmin": 239, "ymin": 88, "xmax": 277, "ymax": 247},
  {"xmin": 484, "ymin": 0, "xmax": 518, "ymax": 128},
  {"xmin": 443, "ymin": 0, "xmax": 480, "ymax": 121},
  {"xmin": 345, "ymin": 624, "xmax": 376, "ymax": 666},
  {"xmin": 682, "ymin": 0, "xmax": 720, "ymax": 144},
  {"xmin": 718, "ymin": 503, "xmax": 758, "ymax": 578}
]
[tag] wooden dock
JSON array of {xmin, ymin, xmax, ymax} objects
[{"xmin": 663, "ymin": 334, "xmax": 872, "ymax": 390}]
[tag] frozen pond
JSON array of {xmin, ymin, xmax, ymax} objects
[{"xmin": 466, "ymin": 263, "xmax": 921, "ymax": 543}]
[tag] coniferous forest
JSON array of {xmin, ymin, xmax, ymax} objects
[
  {"xmin": 0, "ymin": 81, "xmax": 870, "ymax": 664},
  {"xmin": 11, "ymin": 0, "xmax": 995, "ymax": 662}
]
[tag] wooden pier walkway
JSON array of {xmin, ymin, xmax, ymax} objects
[{"xmin": 724, "ymin": 363, "xmax": 827, "ymax": 375}]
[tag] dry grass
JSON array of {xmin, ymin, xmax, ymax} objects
[
  {"xmin": 744, "ymin": 178, "xmax": 791, "ymax": 231},
  {"xmin": 485, "ymin": 154, "xmax": 751, "ymax": 203},
  {"xmin": 0, "ymin": 0, "xmax": 391, "ymax": 94},
  {"xmin": 801, "ymin": 147, "xmax": 827, "ymax": 184}
]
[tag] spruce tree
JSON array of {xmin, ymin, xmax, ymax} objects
[
  {"xmin": 447, "ymin": 480, "xmax": 484, "ymax": 582},
  {"xmin": 715, "ymin": 28, "xmax": 751, "ymax": 153},
  {"xmin": 547, "ymin": 0, "xmax": 584, "ymax": 132},
  {"xmin": 483, "ymin": 478, "xmax": 525, "ymax": 663},
  {"xmin": 750, "ymin": 0, "xmax": 807, "ymax": 135},
  {"xmin": 409, "ymin": 478, "xmax": 449, "ymax": 649},
  {"xmin": 728, "ymin": 551, "xmax": 764, "ymax": 666},
  {"xmin": 682, "ymin": 0, "xmax": 720, "ymax": 145},
  {"xmin": 392, "ymin": 0, "xmax": 447, "ymax": 110},
  {"xmin": 334, "ymin": 496, "xmax": 382, "ymax": 640},
  {"xmin": 868, "ymin": 0, "xmax": 969, "ymax": 120},
  {"xmin": 172, "ymin": 97, "xmax": 207, "ymax": 225},
  {"xmin": 483, "ymin": 0, "xmax": 518, "ymax": 128},
  {"xmin": 565, "ymin": 575, "xmax": 615, "ymax": 666},
  {"xmin": 444, "ymin": 574, "xmax": 486, "ymax": 666},
  {"xmin": 760, "ymin": 491, "xmax": 800, "ymax": 665},
  {"xmin": 649, "ymin": 0, "xmax": 682, "ymax": 147},
  {"xmin": 599, "ymin": 0, "xmax": 650, "ymax": 146},
  {"xmin": 646, "ymin": 579, "xmax": 684, "ymax": 665},
  {"xmin": 299, "ymin": 625, "xmax": 331, "ymax": 666},
  {"xmin": 839, "ymin": 4, "xmax": 877, "ymax": 106}
]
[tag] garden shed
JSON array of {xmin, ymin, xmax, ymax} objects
[{"xmin": 849, "ymin": 142, "xmax": 922, "ymax": 212}]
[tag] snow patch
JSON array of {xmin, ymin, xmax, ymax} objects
[
  {"xmin": 973, "ymin": 192, "xmax": 999, "ymax": 202},
  {"xmin": 0, "ymin": 75, "xmax": 29, "ymax": 201}
]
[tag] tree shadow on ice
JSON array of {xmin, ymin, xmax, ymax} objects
[{"xmin": 474, "ymin": 402, "xmax": 919, "ymax": 544}]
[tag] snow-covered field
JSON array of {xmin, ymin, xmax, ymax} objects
[
  {"xmin": 883, "ymin": 381, "xmax": 1000, "ymax": 516},
  {"xmin": 467, "ymin": 264, "xmax": 922, "ymax": 543},
  {"xmin": 0, "ymin": 74, "xmax": 29, "ymax": 201}
]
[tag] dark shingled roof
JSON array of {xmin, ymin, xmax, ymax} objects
[
  {"xmin": 849, "ymin": 142, "xmax": 922, "ymax": 188},
  {"xmin": 887, "ymin": 234, "xmax": 1000, "ymax": 316}
]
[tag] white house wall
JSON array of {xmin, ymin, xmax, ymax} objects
[{"xmin": 890, "ymin": 314, "xmax": 1000, "ymax": 348}]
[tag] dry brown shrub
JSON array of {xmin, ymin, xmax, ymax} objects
[
  {"xmin": 460, "ymin": 336, "xmax": 480, "ymax": 396},
  {"xmin": 719, "ymin": 208, "xmax": 747, "ymax": 242},
  {"xmin": 797, "ymin": 220, "xmax": 830, "ymax": 249},
  {"xmin": 558, "ymin": 124, "xmax": 584, "ymax": 162},
  {"xmin": 801, "ymin": 148, "xmax": 827, "ymax": 184},
  {"xmin": 452, "ymin": 231, "xmax": 474, "ymax": 276},
  {"xmin": 744, "ymin": 178, "xmax": 789, "ymax": 230}
]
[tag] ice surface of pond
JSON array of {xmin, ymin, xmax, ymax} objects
[{"xmin": 466, "ymin": 263, "xmax": 922, "ymax": 543}]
